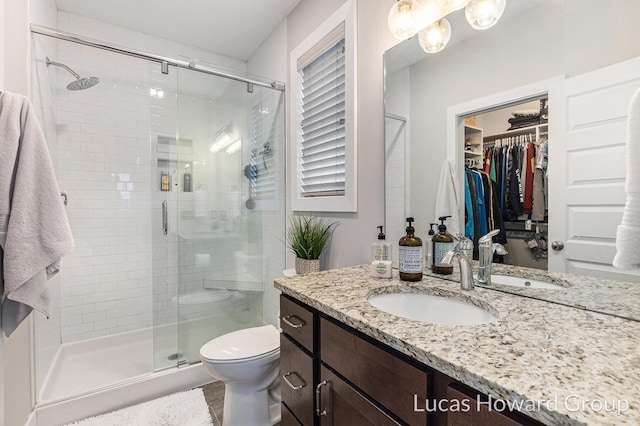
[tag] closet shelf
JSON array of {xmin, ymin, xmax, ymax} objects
[{"xmin": 483, "ymin": 123, "xmax": 548, "ymax": 144}]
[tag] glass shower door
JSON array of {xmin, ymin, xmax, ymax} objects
[
  {"xmin": 150, "ymin": 63, "xmax": 181, "ymax": 371},
  {"xmin": 173, "ymin": 64, "xmax": 282, "ymax": 363}
]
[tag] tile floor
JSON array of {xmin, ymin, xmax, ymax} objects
[
  {"xmin": 201, "ymin": 381, "xmax": 225, "ymax": 425},
  {"xmin": 200, "ymin": 381, "xmax": 281, "ymax": 426}
]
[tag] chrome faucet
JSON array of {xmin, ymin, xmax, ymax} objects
[
  {"xmin": 441, "ymin": 239, "xmax": 474, "ymax": 291},
  {"xmin": 477, "ymin": 230, "xmax": 508, "ymax": 286}
]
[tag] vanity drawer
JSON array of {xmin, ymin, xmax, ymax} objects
[
  {"xmin": 280, "ymin": 334, "xmax": 315, "ymax": 426},
  {"xmin": 320, "ymin": 317, "xmax": 430, "ymax": 425},
  {"xmin": 280, "ymin": 295, "xmax": 315, "ymax": 352},
  {"xmin": 318, "ymin": 364, "xmax": 402, "ymax": 426}
]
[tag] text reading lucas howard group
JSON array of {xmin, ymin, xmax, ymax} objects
[{"xmin": 413, "ymin": 394, "xmax": 630, "ymax": 416}]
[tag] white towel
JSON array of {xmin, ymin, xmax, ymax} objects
[
  {"xmin": 613, "ymin": 88, "xmax": 640, "ymax": 270},
  {"xmin": 434, "ymin": 159, "xmax": 460, "ymax": 236},
  {"xmin": 0, "ymin": 91, "xmax": 74, "ymax": 336}
]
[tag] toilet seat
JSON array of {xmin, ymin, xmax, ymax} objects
[{"xmin": 200, "ymin": 324, "xmax": 279, "ymax": 363}]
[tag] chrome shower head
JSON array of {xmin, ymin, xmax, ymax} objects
[
  {"xmin": 66, "ymin": 76, "xmax": 100, "ymax": 91},
  {"xmin": 46, "ymin": 57, "xmax": 100, "ymax": 91}
]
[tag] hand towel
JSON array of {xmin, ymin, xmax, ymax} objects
[
  {"xmin": 613, "ymin": 88, "xmax": 640, "ymax": 270},
  {"xmin": 0, "ymin": 92, "xmax": 74, "ymax": 336},
  {"xmin": 434, "ymin": 159, "xmax": 460, "ymax": 236}
]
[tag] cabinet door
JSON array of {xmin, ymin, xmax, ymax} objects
[
  {"xmin": 318, "ymin": 365, "xmax": 401, "ymax": 426},
  {"xmin": 280, "ymin": 334, "xmax": 315, "ymax": 426},
  {"xmin": 446, "ymin": 385, "xmax": 537, "ymax": 426},
  {"xmin": 281, "ymin": 402, "xmax": 303, "ymax": 426},
  {"xmin": 320, "ymin": 317, "xmax": 429, "ymax": 425}
]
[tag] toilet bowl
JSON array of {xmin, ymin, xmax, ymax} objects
[{"xmin": 200, "ymin": 324, "xmax": 281, "ymax": 426}]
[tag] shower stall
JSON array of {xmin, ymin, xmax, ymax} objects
[{"xmin": 30, "ymin": 25, "xmax": 285, "ymax": 424}]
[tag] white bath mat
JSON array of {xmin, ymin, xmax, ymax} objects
[{"xmin": 65, "ymin": 388, "xmax": 212, "ymax": 426}]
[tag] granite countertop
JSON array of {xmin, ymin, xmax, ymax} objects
[{"xmin": 274, "ymin": 265, "xmax": 640, "ymax": 426}]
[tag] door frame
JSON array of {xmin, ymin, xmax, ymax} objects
[{"xmin": 446, "ymin": 76, "xmax": 565, "ymax": 243}]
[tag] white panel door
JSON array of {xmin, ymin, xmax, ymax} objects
[{"xmin": 549, "ymin": 56, "xmax": 640, "ymax": 282}]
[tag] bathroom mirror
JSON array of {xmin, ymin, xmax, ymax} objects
[{"xmin": 384, "ymin": 0, "xmax": 640, "ymax": 321}]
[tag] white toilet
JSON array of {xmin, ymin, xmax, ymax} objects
[{"xmin": 200, "ymin": 324, "xmax": 281, "ymax": 426}]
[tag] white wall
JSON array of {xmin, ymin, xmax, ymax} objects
[
  {"xmin": 2, "ymin": 0, "xmax": 33, "ymax": 424},
  {"xmin": 286, "ymin": 0, "xmax": 397, "ymax": 269},
  {"xmin": 403, "ymin": 0, "xmax": 640, "ymax": 232}
]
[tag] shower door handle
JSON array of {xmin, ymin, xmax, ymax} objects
[{"xmin": 162, "ymin": 201, "xmax": 168, "ymax": 236}]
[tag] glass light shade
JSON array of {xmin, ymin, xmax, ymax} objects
[
  {"xmin": 438, "ymin": 0, "xmax": 471, "ymax": 12},
  {"xmin": 388, "ymin": 0, "xmax": 420, "ymax": 40},
  {"xmin": 465, "ymin": 0, "xmax": 506, "ymax": 30},
  {"xmin": 418, "ymin": 18, "xmax": 452, "ymax": 53}
]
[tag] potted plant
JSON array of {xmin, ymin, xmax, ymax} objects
[{"xmin": 287, "ymin": 216, "xmax": 337, "ymax": 274}]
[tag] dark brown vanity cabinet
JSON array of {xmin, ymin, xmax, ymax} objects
[
  {"xmin": 280, "ymin": 295, "xmax": 316, "ymax": 426},
  {"xmin": 280, "ymin": 294, "xmax": 540, "ymax": 426}
]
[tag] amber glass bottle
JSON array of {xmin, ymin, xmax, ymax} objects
[
  {"xmin": 399, "ymin": 217, "xmax": 423, "ymax": 281},
  {"xmin": 432, "ymin": 216, "xmax": 454, "ymax": 275}
]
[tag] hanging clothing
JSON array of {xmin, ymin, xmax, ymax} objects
[
  {"xmin": 465, "ymin": 169, "xmax": 480, "ymax": 247},
  {"xmin": 471, "ymin": 171, "xmax": 488, "ymax": 237},
  {"xmin": 504, "ymin": 146, "xmax": 524, "ymax": 221},
  {"xmin": 464, "ymin": 172, "xmax": 474, "ymax": 240},
  {"xmin": 523, "ymin": 143, "xmax": 535, "ymax": 214},
  {"xmin": 434, "ymin": 160, "xmax": 461, "ymax": 236}
]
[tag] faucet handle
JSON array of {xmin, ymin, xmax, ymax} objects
[
  {"xmin": 479, "ymin": 229, "xmax": 501, "ymax": 244},
  {"xmin": 492, "ymin": 243, "xmax": 508, "ymax": 255}
]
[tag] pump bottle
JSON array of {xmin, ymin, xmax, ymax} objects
[
  {"xmin": 432, "ymin": 216, "xmax": 454, "ymax": 275},
  {"xmin": 399, "ymin": 217, "xmax": 423, "ymax": 281},
  {"xmin": 371, "ymin": 226, "xmax": 392, "ymax": 278},
  {"xmin": 425, "ymin": 223, "xmax": 437, "ymax": 270}
]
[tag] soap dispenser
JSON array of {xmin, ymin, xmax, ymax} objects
[
  {"xmin": 432, "ymin": 216, "xmax": 454, "ymax": 275},
  {"xmin": 425, "ymin": 223, "xmax": 437, "ymax": 270},
  {"xmin": 399, "ymin": 217, "xmax": 423, "ymax": 282},
  {"xmin": 371, "ymin": 226, "xmax": 392, "ymax": 278}
]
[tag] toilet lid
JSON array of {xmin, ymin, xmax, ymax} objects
[{"xmin": 200, "ymin": 324, "xmax": 279, "ymax": 361}]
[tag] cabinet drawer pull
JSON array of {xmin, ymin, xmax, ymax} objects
[
  {"xmin": 282, "ymin": 315, "xmax": 304, "ymax": 329},
  {"xmin": 282, "ymin": 372, "xmax": 306, "ymax": 390},
  {"xmin": 315, "ymin": 380, "xmax": 328, "ymax": 417}
]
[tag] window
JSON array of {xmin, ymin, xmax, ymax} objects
[
  {"xmin": 290, "ymin": 1, "xmax": 357, "ymax": 212},
  {"xmin": 248, "ymin": 90, "xmax": 283, "ymax": 208}
]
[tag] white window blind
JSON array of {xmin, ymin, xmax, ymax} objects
[{"xmin": 297, "ymin": 24, "xmax": 346, "ymax": 198}]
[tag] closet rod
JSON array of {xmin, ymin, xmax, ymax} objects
[{"xmin": 30, "ymin": 24, "xmax": 285, "ymax": 91}]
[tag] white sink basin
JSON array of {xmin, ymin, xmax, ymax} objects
[
  {"xmin": 368, "ymin": 292, "xmax": 496, "ymax": 326},
  {"xmin": 490, "ymin": 275, "xmax": 563, "ymax": 290}
]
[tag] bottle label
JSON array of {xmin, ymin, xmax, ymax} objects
[
  {"xmin": 374, "ymin": 245, "xmax": 389, "ymax": 261},
  {"xmin": 399, "ymin": 246, "xmax": 423, "ymax": 273},
  {"xmin": 434, "ymin": 242, "xmax": 454, "ymax": 267}
]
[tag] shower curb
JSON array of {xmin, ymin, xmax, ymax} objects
[{"xmin": 33, "ymin": 363, "xmax": 211, "ymax": 426}]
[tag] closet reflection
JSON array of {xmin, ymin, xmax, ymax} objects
[{"xmin": 463, "ymin": 99, "xmax": 548, "ymax": 270}]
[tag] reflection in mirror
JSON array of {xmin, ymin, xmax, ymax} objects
[{"xmin": 384, "ymin": 0, "xmax": 640, "ymax": 320}]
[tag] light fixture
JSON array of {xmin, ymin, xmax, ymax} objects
[
  {"xmin": 418, "ymin": 18, "xmax": 452, "ymax": 53},
  {"xmin": 225, "ymin": 138, "xmax": 242, "ymax": 154},
  {"xmin": 438, "ymin": 0, "xmax": 470, "ymax": 12},
  {"xmin": 210, "ymin": 125, "xmax": 234, "ymax": 153},
  {"xmin": 465, "ymin": 0, "xmax": 506, "ymax": 30},
  {"xmin": 388, "ymin": 0, "xmax": 421, "ymax": 40},
  {"xmin": 388, "ymin": 0, "xmax": 507, "ymax": 53}
]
